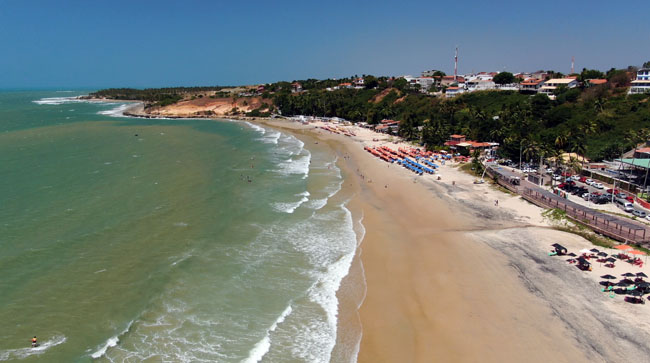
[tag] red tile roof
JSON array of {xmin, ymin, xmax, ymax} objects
[{"xmin": 588, "ymin": 79, "xmax": 607, "ymax": 85}]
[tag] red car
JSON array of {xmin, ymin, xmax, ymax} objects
[
  {"xmin": 561, "ymin": 172, "xmax": 572, "ymax": 177},
  {"xmin": 579, "ymin": 176, "xmax": 587, "ymax": 182}
]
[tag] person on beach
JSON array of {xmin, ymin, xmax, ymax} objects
[
  {"xmin": 31, "ymin": 336, "xmax": 37, "ymax": 347},
  {"xmin": 495, "ymin": 199, "xmax": 499, "ymax": 206}
]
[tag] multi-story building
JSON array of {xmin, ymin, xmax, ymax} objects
[
  {"xmin": 538, "ymin": 78, "xmax": 578, "ymax": 99},
  {"xmin": 629, "ymin": 68, "xmax": 650, "ymax": 95}
]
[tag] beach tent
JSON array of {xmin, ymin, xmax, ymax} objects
[
  {"xmin": 550, "ymin": 243, "xmax": 567, "ymax": 256},
  {"xmin": 577, "ymin": 257, "xmax": 591, "ymax": 271}
]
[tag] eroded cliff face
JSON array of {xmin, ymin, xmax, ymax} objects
[{"xmin": 145, "ymin": 96, "xmax": 272, "ymax": 117}]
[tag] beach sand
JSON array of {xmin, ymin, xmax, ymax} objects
[
  {"xmin": 243, "ymin": 118, "xmax": 650, "ymax": 362},
  {"xmin": 253, "ymin": 118, "xmax": 650, "ymax": 362}
]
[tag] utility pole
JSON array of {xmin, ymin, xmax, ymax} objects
[
  {"xmin": 454, "ymin": 46, "xmax": 458, "ymax": 82},
  {"xmin": 540, "ymin": 153, "xmax": 544, "ymax": 187}
]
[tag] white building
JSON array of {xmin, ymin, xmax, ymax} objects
[
  {"xmin": 538, "ymin": 78, "xmax": 578, "ymax": 99},
  {"xmin": 629, "ymin": 68, "xmax": 650, "ymax": 95},
  {"xmin": 465, "ymin": 78, "xmax": 496, "ymax": 92},
  {"xmin": 519, "ymin": 79, "xmax": 545, "ymax": 93},
  {"xmin": 445, "ymin": 86, "xmax": 464, "ymax": 98}
]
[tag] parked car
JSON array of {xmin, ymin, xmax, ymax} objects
[
  {"xmin": 594, "ymin": 196, "xmax": 610, "ymax": 204},
  {"xmin": 571, "ymin": 187, "xmax": 588, "ymax": 195},
  {"xmin": 646, "ymin": 214, "xmax": 650, "ymax": 222},
  {"xmin": 582, "ymin": 192, "xmax": 591, "ymax": 200},
  {"xmin": 553, "ymin": 175, "xmax": 562, "ymax": 181},
  {"xmin": 585, "ymin": 179, "xmax": 594, "ymax": 185},
  {"xmin": 633, "ymin": 209, "xmax": 647, "ymax": 218},
  {"xmin": 593, "ymin": 182, "xmax": 604, "ymax": 189},
  {"xmin": 616, "ymin": 199, "xmax": 635, "ymax": 212},
  {"xmin": 579, "ymin": 176, "xmax": 587, "ymax": 183}
]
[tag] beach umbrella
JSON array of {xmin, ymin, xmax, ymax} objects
[
  {"xmin": 622, "ymin": 272, "xmax": 636, "ymax": 278},
  {"xmin": 606, "ymin": 257, "xmax": 617, "ymax": 263},
  {"xmin": 600, "ymin": 274, "xmax": 617, "ymax": 280},
  {"xmin": 598, "ymin": 252, "xmax": 608, "ymax": 257},
  {"xmin": 580, "ymin": 248, "xmax": 591, "ymax": 254},
  {"xmin": 568, "ymin": 252, "xmax": 577, "ymax": 257},
  {"xmin": 590, "ymin": 248, "xmax": 600, "ymax": 253},
  {"xmin": 636, "ymin": 272, "xmax": 648, "ymax": 278},
  {"xmin": 617, "ymin": 280, "xmax": 631, "ymax": 286}
]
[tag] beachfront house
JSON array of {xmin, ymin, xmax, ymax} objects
[
  {"xmin": 466, "ymin": 78, "xmax": 496, "ymax": 92},
  {"xmin": 440, "ymin": 75, "xmax": 465, "ymax": 87},
  {"xmin": 587, "ymin": 79, "xmax": 608, "ymax": 86},
  {"xmin": 519, "ymin": 79, "xmax": 545, "ymax": 94},
  {"xmin": 444, "ymin": 134, "xmax": 498, "ymax": 156},
  {"xmin": 445, "ymin": 86, "xmax": 463, "ymax": 98},
  {"xmin": 538, "ymin": 78, "xmax": 578, "ymax": 99},
  {"xmin": 629, "ymin": 68, "xmax": 650, "ymax": 95},
  {"xmin": 354, "ymin": 78, "xmax": 365, "ymax": 89},
  {"xmin": 291, "ymin": 82, "xmax": 303, "ymax": 93}
]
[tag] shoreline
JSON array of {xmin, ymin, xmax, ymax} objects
[
  {"xmin": 105, "ymin": 103, "xmax": 650, "ymax": 361},
  {"xmin": 253, "ymin": 118, "xmax": 650, "ymax": 362}
]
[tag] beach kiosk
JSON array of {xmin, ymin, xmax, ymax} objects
[
  {"xmin": 550, "ymin": 243, "xmax": 568, "ymax": 256},
  {"xmin": 577, "ymin": 257, "xmax": 592, "ymax": 271}
]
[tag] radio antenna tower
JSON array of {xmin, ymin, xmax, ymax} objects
[
  {"xmin": 454, "ymin": 46, "xmax": 458, "ymax": 81},
  {"xmin": 571, "ymin": 56, "xmax": 575, "ymax": 74}
]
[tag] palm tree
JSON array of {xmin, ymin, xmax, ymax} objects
[{"xmin": 523, "ymin": 140, "xmax": 540, "ymax": 164}]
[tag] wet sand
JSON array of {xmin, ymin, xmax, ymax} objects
[{"xmin": 249, "ymin": 118, "xmax": 650, "ymax": 362}]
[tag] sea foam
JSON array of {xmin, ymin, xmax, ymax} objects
[
  {"xmin": 273, "ymin": 191, "xmax": 310, "ymax": 214},
  {"xmin": 90, "ymin": 320, "xmax": 134, "ymax": 359},
  {"xmin": 0, "ymin": 335, "xmax": 67, "ymax": 361},
  {"xmin": 241, "ymin": 304, "xmax": 293, "ymax": 363},
  {"xmin": 97, "ymin": 103, "xmax": 132, "ymax": 117}
]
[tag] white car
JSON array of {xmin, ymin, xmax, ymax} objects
[
  {"xmin": 645, "ymin": 214, "xmax": 650, "ymax": 222},
  {"xmin": 553, "ymin": 175, "xmax": 562, "ymax": 181},
  {"xmin": 593, "ymin": 182, "xmax": 604, "ymax": 189},
  {"xmin": 585, "ymin": 179, "xmax": 594, "ymax": 185}
]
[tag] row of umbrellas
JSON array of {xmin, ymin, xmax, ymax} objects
[{"xmin": 601, "ymin": 272, "xmax": 648, "ymax": 279}]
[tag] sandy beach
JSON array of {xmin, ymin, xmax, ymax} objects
[{"xmin": 256, "ymin": 118, "xmax": 650, "ymax": 362}]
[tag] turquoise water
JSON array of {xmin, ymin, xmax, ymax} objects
[{"xmin": 0, "ymin": 91, "xmax": 360, "ymax": 362}]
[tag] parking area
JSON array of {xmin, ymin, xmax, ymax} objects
[
  {"xmin": 554, "ymin": 177, "xmax": 650, "ymax": 224},
  {"xmin": 491, "ymin": 161, "xmax": 650, "ymax": 224}
]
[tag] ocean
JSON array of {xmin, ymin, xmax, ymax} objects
[{"xmin": 0, "ymin": 91, "xmax": 363, "ymax": 362}]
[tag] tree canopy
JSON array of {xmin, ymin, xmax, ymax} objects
[{"xmin": 493, "ymin": 72, "xmax": 515, "ymax": 85}]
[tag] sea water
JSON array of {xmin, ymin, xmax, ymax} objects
[{"xmin": 0, "ymin": 91, "xmax": 361, "ymax": 362}]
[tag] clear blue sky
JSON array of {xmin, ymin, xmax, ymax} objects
[{"xmin": 1, "ymin": 0, "xmax": 648, "ymax": 88}]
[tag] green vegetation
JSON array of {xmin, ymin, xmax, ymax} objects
[
  {"xmin": 88, "ymin": 87, "xmax": 226, "ymax": 107},
  {"xmin": 542, "ymin": 208, "xmax": 616, "ymax": 248},
  {"xmin": 493, "ymin": 72, "xmax": 515, "ymax": 84},
  {"xmin": 269, "ymin": 71, "xmax": 650, "ymax": 162},
  {"xmin": 90, "ymin": 65, "xmax": 650, "ymax": 163}
]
